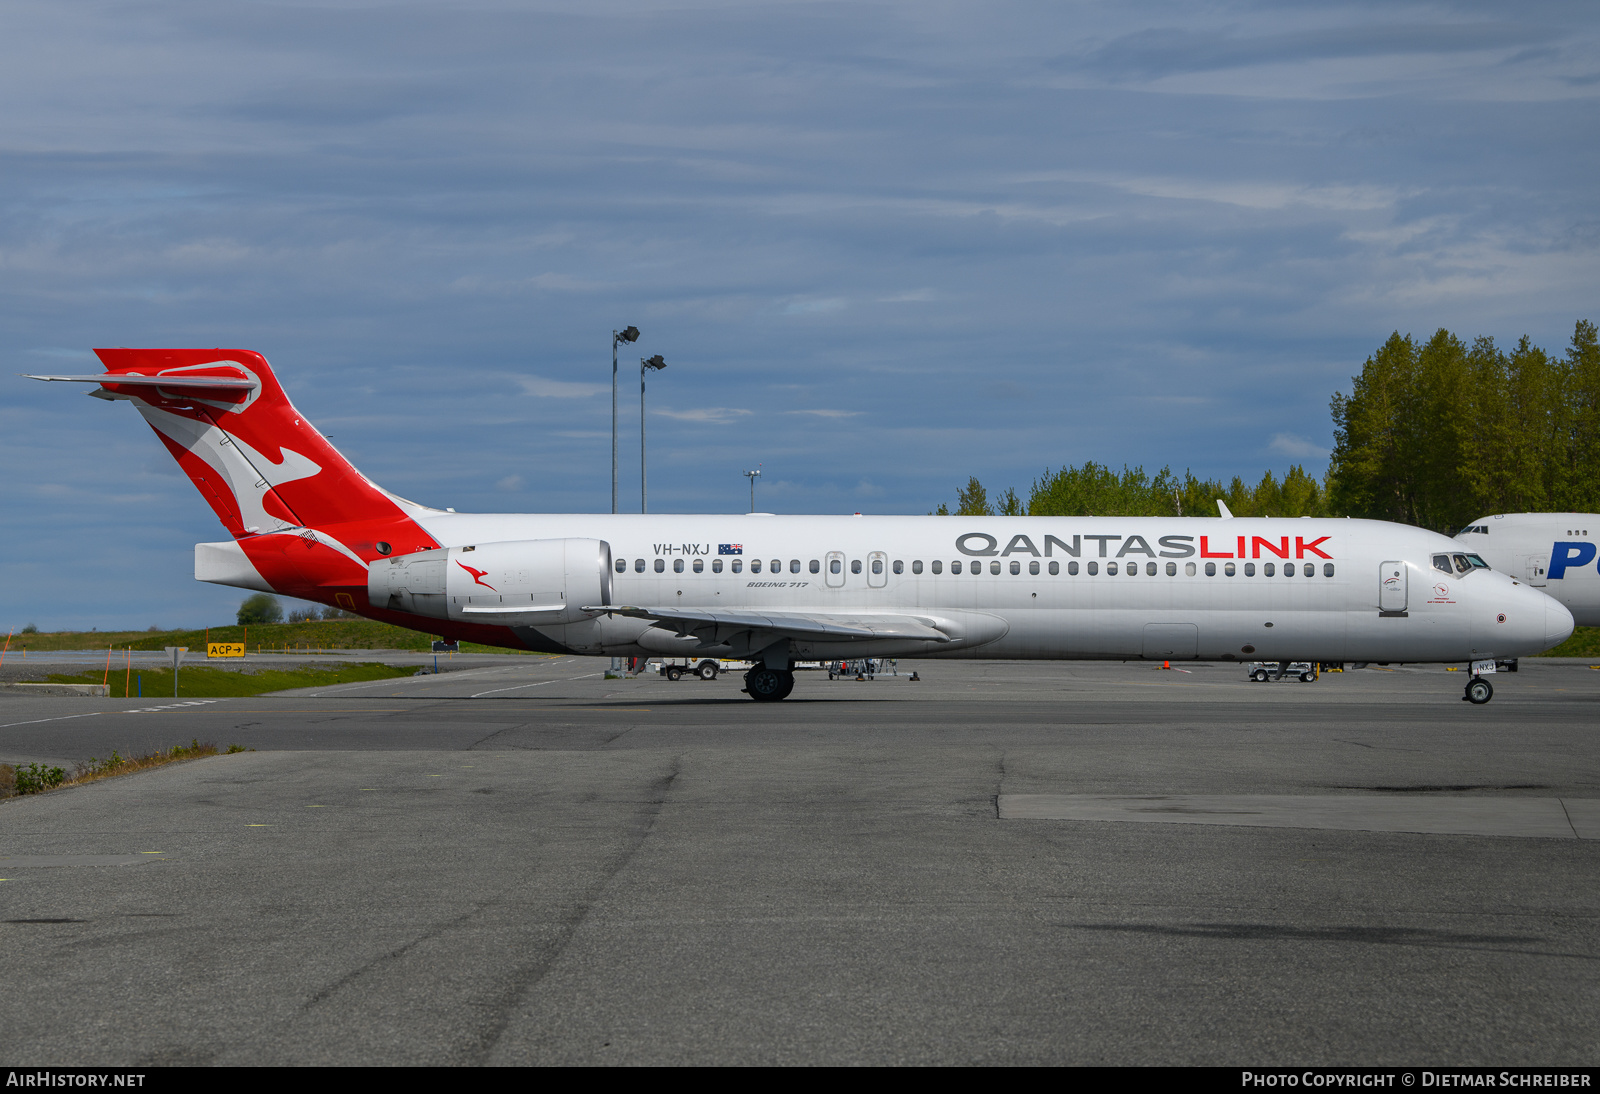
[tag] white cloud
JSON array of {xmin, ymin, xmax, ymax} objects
[
  {"xmin": 496, "ymin": 474, "xmax": 523, "ymax": 491},
  {"xmin": 1267, "ymin": 433, "xmax": 1329, "ymax": 460},
  {"xmin": 515, "ymin": 377, "xmax": 608, "ymax": 399},
  {"xmin": 781, "ymin": 297, "xmax": 847, "ymax": 315},
  {"xmin": 653, "ymin": 407, "xmax": 752, "ymax": 423}
]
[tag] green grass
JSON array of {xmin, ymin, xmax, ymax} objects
[
  {"xmin": 3, "ymin": 619, "xmax": 545, "ymax": 655},
  {"xmin": 1, "ymin": 741, "xmax": 253, "ymax": 798},
  {"xmin": 46, "ymin": 662, "xmax": 418, "ymax": 698},
  {"xmin": 1537, "ymin": 626, "xmax": 1600, "ymax": 658}
]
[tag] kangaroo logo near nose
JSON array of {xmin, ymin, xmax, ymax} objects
[{"xmin": 457, "ymin": 561, "xmax": 496, "ymax": 590}]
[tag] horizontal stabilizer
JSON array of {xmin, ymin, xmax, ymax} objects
[{"xmin": 27, "ymin": 373, "xmax": 260, "ymax": 389}]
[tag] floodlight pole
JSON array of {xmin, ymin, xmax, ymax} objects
[
  {"xmin": 744, "ymin": 467, "xmax": 761, "ymax": 513},
  {"xmin": 611, "ymin": 326, "xmax": 639, "ymax": 514},
  {"xmin": 640, "ymin": 355, "xmax": 666, "ymax": 513}
]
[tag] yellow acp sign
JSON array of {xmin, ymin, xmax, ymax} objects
[{"xmin": 208, "ymin": 642, "xmax": 246, "ymax": 659}]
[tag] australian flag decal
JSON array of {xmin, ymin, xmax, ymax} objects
[{"xmin": 719, "ymin": 544, "xmax": 743, "ymax": 555}]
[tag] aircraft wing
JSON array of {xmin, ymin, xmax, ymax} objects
[{"xmin": 583, "ymin": 605, "xmax": 954, "ymax": 643}]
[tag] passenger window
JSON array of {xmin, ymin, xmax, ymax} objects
[
  {"xmin": 1010, "ymin": 561, "xmax": 1021, "ymax": 575},
  {"xmin": 851, "ymin": 559, "xmax": 862, "ymax": 574},
  {"xmin": 1244, "ymin": 563, "xmax": 1256, "ymax": 576},
  {"xmin": 1323, "ymin": 563, "xmax": 1334, "ymax": 577},
  {"xmin": 1263, "ymin": 563, "xmax": 1274, "ymax": 577},
  {"xmin": 1029, "ymin": 561, "xmax": 1040, "ymax": 575},
  {"xmin": 873, "ymin": 559, "xmax": 884, "ymax": 575},
  {"xmin": 989, "ymin": 561, "xmax": 1000, "ymax": 575},
  {"xmin": 1185, "ymin": 562, "xmax": 1196, "ymax": 576},
  {"xmin": 1107, "ymin": 562, "xmax": 1118, "ymax": 575},
  {"xmin": 952, "ymin": 561, "xmax": 962, "ymax": 574},
  {"xmin": 771, "ymin": 560, "xmax": 780, "ymax": 573},
  {"xmin": 615, "ymin": 558, "xmax": 626, "ymax": 573},
  {"xmin": 712, "ymin": 558, "xmax": 723, "ymax": 573},
  {"xmin": 1146, "ymin": 562, "xmax": 1157, "ymax": 576},
  {"xmin": 1205, "ymin": 562, "xmax": 1216, "ymax": 576},
  {"xmin": 912, "ymin": 560, "xmax": 923, "ymax": 574},
  {"xmin": 732, "ymin": 559, "xmax": 743, "ymax": 573},
  {"xmin": 1087, "ymin": 561, "xmax": 1098, "ymax": 575},
  {"xmin": 893, "ymin": 560, "xmax": 903, "ymax": 574},
  {"xmin": 1166, "ymin": 562, "xmax": 1177, "ymax": 576},
  {"xmin": 931, "ymin": 560, "xmax": 943, "ymax": 574},
  {"xmin": 751, "ymin": 559, "xmax": 762, "ymax": 573},
  {"xmin": 674, "ymin": 559, "xmax": 684, "ymax": 573},
  {"xmin": 693, "ymin": 559, "xmax": 703, "ymax": 573},
  {"xmin": 635, "ymin": 559, "xmax": 646, "ymax": 573},
  {"xmin": 1433, "ymin": 554, "xmax": 1452, "ymax": 573},
  {"xmin": 654, "ymin": 558, "xmax": 665, "ymax": 573},
  {"xmin": 810, "ymin": 559, "xmax": 820, "ymax": 574},
  {"xmin": 1225, "ymin": 562, "xmax": 1236, "ymax": 576},
  {"xmin": 830, "ymin": 559, "xmax": 841, "ymax": 574}
]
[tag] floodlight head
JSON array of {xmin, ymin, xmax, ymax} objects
[
  {"xmin": 618, "ymin": 326, "xmax": 640, "ymax": 343},
  {"xmin": 642, "ymin": 355, "xmax": 666, "ymax": 370}
]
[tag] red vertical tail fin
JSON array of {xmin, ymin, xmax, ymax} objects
[{"xmin": 90, "ymin": 348, "xmax": 438, "ymax": 600}]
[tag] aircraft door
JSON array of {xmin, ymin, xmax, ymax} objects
[
  {"xmin": 1523, "ymin": 555, "xmax": 1548, "ymax": 587},
  {"xmin": 1379, "ymin": 561, "xmax": 1407, "ymax": 613},
  {"xmin": 867, "ymin": 551, "xmax": 888, "ymax": 588},
  {"xmin": 825, "ymin": 551, "xmax": 846, "ymax": 588}
]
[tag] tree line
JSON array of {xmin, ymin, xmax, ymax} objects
[{"xmin": 938, "ymin": 319, "xmax": 1597, "ymax": 533}]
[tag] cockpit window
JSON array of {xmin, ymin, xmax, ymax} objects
[
  {"xmin": 1465, "ymin": 554, "xmax": 1490, "ymax": 570},
  {"xmin": 1433, "ymin": 554, "xmax": 1453, "ymax": 574},
  {"xmin": 1453, "ymin": 554, "xmax": 1471, "ymax": 573}
]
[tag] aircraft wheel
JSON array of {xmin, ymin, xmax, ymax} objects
[
  {"xmin": 744, "ymin": 667, "xmax": 794, "ymax": 702},
  {"xmin": 666, "ymin": 667, "xmax": 682, "ymax": 681},
  {"xmin": 698, "ymin": 662, "xmax": 718, "ymax": 681},
  {"xmin": 1465, "ymin": 677, "xmax": 1493, "ymax": 705}
]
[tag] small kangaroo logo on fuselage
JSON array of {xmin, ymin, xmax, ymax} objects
[{"xmin": 457, "ymin": 561, "xmax": 496, "ymax": 590}]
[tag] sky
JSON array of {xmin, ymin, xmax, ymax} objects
[{"xmin": 3, "ymin": 0, "xmax": 1598, "ymax": 631}]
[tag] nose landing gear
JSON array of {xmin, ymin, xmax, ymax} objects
[{"xmin": 1463, "ymin": 676, "xmax": 1494, "ymax": 705}]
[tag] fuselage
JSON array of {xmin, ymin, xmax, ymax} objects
[
  {"xmin": 33, "ymin": 347, "xmax": 1575, "ymax": 674},
  {"xmin": 383, "ymin": 511, "xmax": 1570, "ymax": 664},
  {"xmin": 1456, "ymin": 513, "xmax": 1600, "ymax": 627}
]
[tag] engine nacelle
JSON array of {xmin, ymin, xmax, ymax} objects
[{"xmin": 368, "ymin": 538, "xmax": 612, "ymax": 626}]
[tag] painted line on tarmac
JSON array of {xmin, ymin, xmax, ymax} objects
[
  {"xmin": 298, "ymin": 666, "xmax": 513, "ymax": 696},
  {"xmin": 0, "ymin": 699, "xmax": 227, "ymax": 729},
  {"xmin": 471, "ymin": 672, "xmax": 604, "ymax": 698}
]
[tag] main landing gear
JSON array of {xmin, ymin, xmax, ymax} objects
[
  {"xmin": 743, "ymin": 666, "xmax": 795, "ymax": 702},
  {"xmin": 1463, "ymin": 676, "xmax": 1494, "ymax": 705}
]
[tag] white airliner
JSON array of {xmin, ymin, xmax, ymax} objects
[
  {"xmin": 31, "ymin": 349, "xmax": 1575, "ymax": 703},
  {"xmin": 1456, "ymin": 513, "xmax": 1600, "ymax": 627}
]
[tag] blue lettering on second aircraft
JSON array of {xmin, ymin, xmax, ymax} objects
[{"xmin": 1548, "ymin": 541, "xmax": 1598, "ymax": 579}]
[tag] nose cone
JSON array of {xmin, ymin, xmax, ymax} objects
[{"xmin": 1546, "ymin": 597, "xmax": 1575, "ymax": 649}]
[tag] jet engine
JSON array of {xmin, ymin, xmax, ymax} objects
[{"xmin": 368, "ymin": 538, "xmax": 611, "ymax": 626}]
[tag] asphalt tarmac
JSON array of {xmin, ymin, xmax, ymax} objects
[{"xmin": 1, "ymin": 656, "xmax": 1597, "ymax": 1065}]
